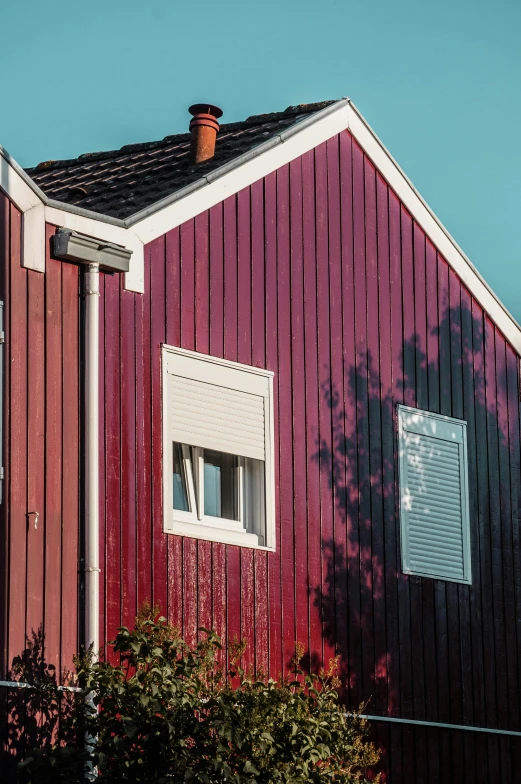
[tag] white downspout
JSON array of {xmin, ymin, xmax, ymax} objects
[
  {"xmin": 84, "ymin": 262, "xmax": 100, "ymax": 782},
  {"xmin": 52, "ymin": 230, "xmax": 131, "ymax": 782},
  {"xmin": 84, "ymin": 262, "xmax": 100, "ymax": 658}
]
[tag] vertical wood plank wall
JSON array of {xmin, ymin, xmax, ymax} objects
[
  {"xmin": 0, "ymin": 207, "xmax": 80, "ymax": 774},
  {"xmin": 99, "ymin": 130, "xmax": 521, "ymax": 779},
  {"xmin": 2, "ymin": 122, "xmax": 521, "ymax": 780}
]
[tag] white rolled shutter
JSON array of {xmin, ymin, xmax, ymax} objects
[
  {"xmin": 166, "ymin": 349, "xmax": 269, "ymax": 462},
  {"xmin": 398, "ymin": 405, "xmax": 471, "ymax": 584},
  {"xmin": 169, "ymin": 375, "xmax": 265, "ymax": 460}
]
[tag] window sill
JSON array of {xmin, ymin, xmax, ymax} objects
[
  {"xmin": 402, "ymin": 567, "xmax": 471, "ymax": 585},
  {"xmin": 166, "ymin": 516, "xmax": 275, "ymax": 550}
]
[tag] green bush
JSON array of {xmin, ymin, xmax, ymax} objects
[{"xmin": 19, "ymin": 605, "xmax": 380, "ymax": 783}]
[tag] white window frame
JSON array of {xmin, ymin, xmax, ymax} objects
[
  {"xmin": 162, "ymin": 345, "xmax": 276, "ymax": 550},
  {"xmin": 398, "ymin": 404, "xmax": 472, "ymax": 585}
]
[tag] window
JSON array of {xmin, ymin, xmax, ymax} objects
[
  {"xmin": 162, "ymin": 346, "xmax": 275, "ymax": 549},
  {"xmin": 398, "ymin": 405, "xmax": 471, "ymax": 584}
]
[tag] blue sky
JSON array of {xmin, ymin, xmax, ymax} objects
[{"xmin": 2, "ymin": 0, "xmax": 520, "ymax": 320}]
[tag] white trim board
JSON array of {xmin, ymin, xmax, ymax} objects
[
  {"xmin": 1, "ymin": 101, "xmax": 521, "ymax": 354},
  {"xmin": 346, "ymin": 105, "xmax": 521, "ymax": 352}
]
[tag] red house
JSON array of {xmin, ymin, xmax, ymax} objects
[{"xmin": 2, "ymin": 98, "xmax": 521, "ymax": 780}]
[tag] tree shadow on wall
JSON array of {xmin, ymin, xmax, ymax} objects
[
  {"xmin": 312, "ymin": 342, "xmax": 406, "ymax": 716},
  {"xmin": 1, "ymin": 628, "xmax": 76, "ymax": 781},
  {"xmin": 311, "ymin": 298, "xmax": 514, "ymax": 733}
]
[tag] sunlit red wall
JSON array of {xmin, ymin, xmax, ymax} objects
[{"xmin": 0, "ymin": 208, "xmax": 80, "ymax": 774}]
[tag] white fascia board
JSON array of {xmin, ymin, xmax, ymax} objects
[
  {"xmin": 131, "ymin": 102, "xmax": 353, "ymax": 245},
  {"xmin": 345, "ymin": 103, "xmax": 521, "ymax": 354},
  {"xmin": 0, "ymin": 147, "xmax": 43, "ymax": 212},
  {"xmin": 1, "ymin": 148, "xmax": 46, "ymax": 272},
  {"xmin": 23, "ymin": 204, "xmax": 46, "ymax": 272}
]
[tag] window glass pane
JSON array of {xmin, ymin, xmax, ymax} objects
[
  {"xmin": 173, "ymin": 442, "xmax": 189, "ymax": 511},
  {"xmin": 204, "ymin": 449, "xmax": 238, "ymax": 520},
  {"xmin": 242, "ymin": 457, "xmax": 265, "ymax": 542}
]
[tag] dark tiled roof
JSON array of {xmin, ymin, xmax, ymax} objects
[{"xmin": 26, "ymin": 101, "xmax": 336, "ymax": 220}]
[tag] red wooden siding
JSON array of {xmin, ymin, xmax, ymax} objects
[
  {"xmin": 2, "ymin": 119, "xmax": 521, "ymax": 780},
  {"xmin": 0, "ymin": 206, "xmax": 80, "ymax": 773},
  {"xmin": 98, "ymin": 129, "xmax": 521, "ymax": 779}
]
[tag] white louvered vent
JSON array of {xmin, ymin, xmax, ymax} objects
[
  {"xmin": 398, "ymin": 405, "xmax": 471, "ymax": 584},
  {"xmin": 170, "ymin": 375, "xmax": 265, "ymax": 461}
]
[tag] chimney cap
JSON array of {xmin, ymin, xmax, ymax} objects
[{"xmin": 189, "ymin": 103, "xmax": 223, "ymax": 119}]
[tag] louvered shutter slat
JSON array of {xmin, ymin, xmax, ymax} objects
[
  {"xmin": 399, "ymin": 406, "xmax": 471, "ymax": 584},
  {"xmin": 408, "ymin": 465, "xmax": 461, "ymax": 483},
  {"xmin": 408, "ymin": 516, "xmax": 463, "ymax": 535},
  {"xmin": 409, "ymin": 531, "xmax": 461, "ymax": 547}
]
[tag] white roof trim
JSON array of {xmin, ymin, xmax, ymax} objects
[
  {"xmin": 0, "ymin": 146, "xmax": 143, "ymax": 291},
  {"xmin": 1, "ymin": 102, "xmax": 520, "ymax": 353},
  {"xmin": 345, "ymin": 105, "xmax": 521, "ymax": 352},
  {"xmin": 0, "ymin": 146, "xmax": 45, "ymax": 211}
]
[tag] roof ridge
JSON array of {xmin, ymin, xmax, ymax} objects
[{"xmin": 25, "ymin": 101, "xmax": 336, "ymax": 175}]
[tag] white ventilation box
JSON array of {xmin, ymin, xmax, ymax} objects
[{"xmin": 398, "ymin": 405, "xmax": 471, "ymax": 584}]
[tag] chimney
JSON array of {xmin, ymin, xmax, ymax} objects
[{"xmin": 188, "ymin": 103, "xmax": 223, "ymax": 164}]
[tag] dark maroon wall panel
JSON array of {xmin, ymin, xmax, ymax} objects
[
  {"xmin": 0, "ymin": 211, "xmax": 80, "ymax": 773},
  {"xmin": 98, "ymin": 130, "xmax": 521, "ymax": 780}
]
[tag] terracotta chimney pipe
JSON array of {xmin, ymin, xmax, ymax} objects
[{"xmin": 189, "ymin": 103, "xmax": 223, "ymax": 164}]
